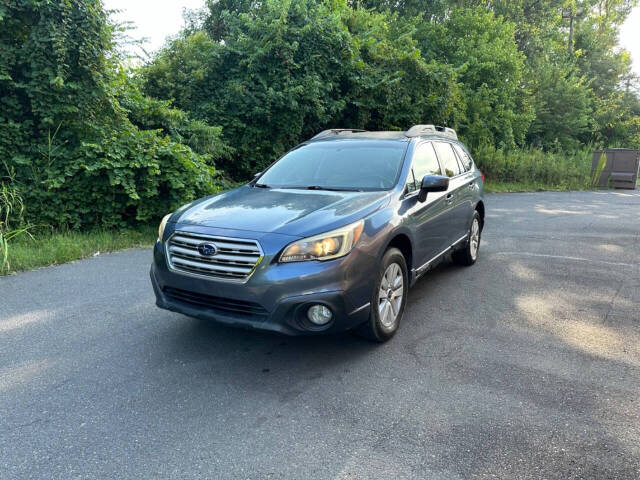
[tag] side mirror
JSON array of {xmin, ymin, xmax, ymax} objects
[
  {"xmin": 253, "ymin": 171, "xmax": 262, "ymax": 178},
  {"xmin": 418, "ymin": 174, "xmax": 449, "ymax": 202}
]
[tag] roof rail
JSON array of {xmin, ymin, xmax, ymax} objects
[
  {"xmin": 405, "ymin": 125, "xmax": 436, "ymax": 137},
  {"xmin": 310, "ymin": 129, "xmax": 368, "ymax": 140},
  {"xmin": 406, "ymin": 124, "xmax": 458, "ymax": 140},
  {"xmin": 435, "ymin": 126, "xmax": 458, "ymax": 140}
]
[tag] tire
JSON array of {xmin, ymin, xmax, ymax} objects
[
  {"xmin": 452, "ymin": 211, "xmax": 482, "ymax": 266},
  {"xmin": 356, "ymin": 247, "xmax": 408, "ymax": 342}
]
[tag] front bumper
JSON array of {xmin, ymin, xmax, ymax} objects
[{"xmin": 150, "ymin": 226, "xmax": 375, "ymax": 335}]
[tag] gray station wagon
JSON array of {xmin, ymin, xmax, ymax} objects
[{"xmin": 151, "ymin": 125, "xmax": 485, "ymax": 342}]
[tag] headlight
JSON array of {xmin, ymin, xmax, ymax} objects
[
  {"xmin": 158, "ymin": 213, "xmax": 172, "ymax": 240},
  {"xmin": 279, "ymin": 220, "xmax": 364, "ymax": 263}
]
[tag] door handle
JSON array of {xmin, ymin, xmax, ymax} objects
[
  {"xmin": 468, "ymin": 181, "xmax": 475, "ymax": 189},
  {"xmin": 445, "ymin": 193, "xmax": 454, "ymax": 204}
]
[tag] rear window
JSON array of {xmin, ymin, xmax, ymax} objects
[
  {"xmin": 434, "ymin": 142, "xmax": 461, "ymax": 177},
  {"xmin": 258, "ymin": 140, "xmax": 407, "ymax": 190},
  {"xmin": 453, "ymin": 144, "xmax": 474, "ymax": 172}
]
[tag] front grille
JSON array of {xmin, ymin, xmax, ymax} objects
[
  {"xmin": 163, "ymin": 287, "xmax": 268, "ymax": 317},
  {"xmin": 166, "ymin": 231, "xmax": 263, "ymax": 281}
]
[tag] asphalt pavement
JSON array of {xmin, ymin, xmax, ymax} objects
[{"xmin": 1, "ymin": 190, "xmax": 639, "ymax": 479}]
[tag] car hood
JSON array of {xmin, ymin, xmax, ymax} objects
[{"xmin": 175, "ymin": 185, "xmax": 390, "ymax": 237}]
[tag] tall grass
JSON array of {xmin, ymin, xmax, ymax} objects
[
  {"xmin": 0, "ymin": 180, "xmax": 33, "ymax": 273},
  {"xmin": 3, "ymin": 226, "xmax": 156, "ymax": 274},
  {"xmin": 474, "ymin": 145, "xmax": 593, "ymax": 190},
  {"xmin": 590, "ymin": 151, "xmax": 607, "ymax": 187}
]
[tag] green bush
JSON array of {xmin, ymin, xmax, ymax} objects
[
  {"xmin": 0, "ymin": 0, "xmax": 227, "ymax": 229},
  {"xmin": 26, "ymin": 127, "xmax": 220, "ymax": 228},
  {"xmin": 118, "ymin": 75, "xmax": 234, "ymax": 162},
  {"xmin": 143, "ymin": 3, "xmax": 355, "ymax": 179},
  {"xmin": 474, "ymin": 145, "xmax": 592, "ymax": 190}
]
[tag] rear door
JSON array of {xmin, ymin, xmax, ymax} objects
[
  {"xmin": 452, "ymin": 143, "xmax": 479, "ymax": 230},
  {"xmin": 402, "ymin": 142, "xmax": 450, "ymax": 266},
  {"xmin": 432, "ymin": 142, "xmax": 470, "ymax": 243}
]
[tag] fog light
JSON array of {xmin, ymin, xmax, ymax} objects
[{"xmin": 307, "ymin": 304, "xmax": 333, "ymax": 325}]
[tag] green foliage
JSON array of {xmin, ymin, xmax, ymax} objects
[
  {"xmin": 469, "ymin": 0, "xmax": 564, "ymax": 60},
  {"xmin": 143, "ymin": 0, "xmax": 463, "ymax": 178},
  {"xmin": 340, "ymin": 7, "xmax": 462, "ymax": 131},
  {"xmin": 0, "ymin": 0, "xmax": 227, "ymax": 229},
  {"xmin": 348, "ymin": 0, "xmax": 450, "ymax": 20},
  {"xmin": 145, "ymin": 0, "xmax": 640, "ymax": 179},
  {"xmin": 418, "ymin": 7, "xmax": 533, "ymax": 148},
  {"xmin": 118, "ymin": 75, "xmax": 233, "ymax": 162},
  {"xmin": 592, "ymin": 91, "xmax": 640, "ymax": 148},
  {"xmin": 526, "ymin": 63, "xmax": 594, "ymax": 149},
  {"xmin": 474, "ymin": 145, "xmax": 593, "ymax": 190},
  {"xmin": 0, "ymin": 168, "xmax": 32, "ymax": 273},
  {"xmin": 145, "ymin": 1, "xmax": 353, "ymax": 178},
  {"xmin": 29, "ymin": 127, "xmax": 220, "ymax": 228},
  {"xmin": 591, "ymin": 151, "xmax": 608, "ymax": 186},
  {"xmin": 483, "ymin": 0, "xmax": 640, "ymax": 149},
  {"xmin": 3, "ymin": 0, "xmax": 640, "ymax": 238},
  {"xmin": 1, "ymin": 225, "xmax": 156, "ymax": 275}
]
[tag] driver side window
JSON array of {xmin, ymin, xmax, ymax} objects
[{"xmin": 410, "ymin": 142, "xmax": 442, "ymax": 191}]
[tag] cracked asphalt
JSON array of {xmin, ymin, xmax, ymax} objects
[{"xmin": 1, "ymin": 190, "xmax": 639, "ymax": 479}]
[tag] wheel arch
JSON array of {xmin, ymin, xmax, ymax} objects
[{"xmin": 384, "ymin": 232, "xmax": 414, "ymax": 275}]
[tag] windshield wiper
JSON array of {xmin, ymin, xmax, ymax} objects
[
  {"xmin": 253, "ymin": 183, "xmax": 271, "ymax": 188},
  {"xmin": 304, "ymin": 185, "xmax": 362, "ymax": 192},
  {"xmin": 275, "ymin": 185, "xmax": 364, "ymax": 191}
]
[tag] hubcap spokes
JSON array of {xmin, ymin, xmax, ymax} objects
[
  {"xmin": 470, "ymin": 218, "xmax": 480, "ymax": 260},
  {"xmin": 378, "ymin": 263, "xmax": 404, "ymax": 328}
]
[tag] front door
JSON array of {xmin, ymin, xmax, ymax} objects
[{"xmin": 402, "ymin": 142, "xmax": 450, "ymax": 266}]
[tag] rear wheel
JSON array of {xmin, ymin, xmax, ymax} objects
[
  {"xmin": 452, "ymin": 211, "xmax": 481, "ymax": 266},
  {"xmin": 356, "ymin": 248, "xmax": 408, "ymax": 342}
]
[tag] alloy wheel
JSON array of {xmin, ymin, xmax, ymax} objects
[
  {"xmin": 470, "ymin": 218, "xmax": 480, "ymax": 260},
  {"xmin": 378, "ymin": 262, "xmax": 404, "ymax": 328}
]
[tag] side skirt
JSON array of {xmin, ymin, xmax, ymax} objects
[{"xmin": 410, "ymin": 234, "xmax": 469, "ymax": 284}]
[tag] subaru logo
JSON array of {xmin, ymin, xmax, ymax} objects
[{"xmin": 197, "ymin": 242, "xmax": 218, "ymax": 257}]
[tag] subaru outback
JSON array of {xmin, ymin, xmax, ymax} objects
[{"xmin": 150, "ymin": 125, "xmax": 485, "ymax": 342}]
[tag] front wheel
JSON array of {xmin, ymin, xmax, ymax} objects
[
  {"xmin": 452, "ymin": 211, "xmax": 482, "ymax": 266},
  {"xmin": 356, "ymin": 248, "xmax": 408, "ymax": 342}
]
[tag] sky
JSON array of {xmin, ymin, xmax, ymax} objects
[
  {"xmin": 106, "ymin": 0, "xmax": 640, "ymax": 76},
  {"xmin": 619, "ymin": 6, "xmax": 640, "ymax": 78},
  {"xmin": 105, "ymin": 0, "xmax": 205, "ymax": 58}
]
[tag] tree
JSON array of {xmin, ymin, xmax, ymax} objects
[
  {"xmin": 145, "ymin": 0, "xmax": 353, "ymax": 178},
  {"xmin": 143, "ymin": 0, "xmax": 463, "ymax": 178},
  {"xmin": 347, "ymin": 0, "xmax": 450, "ymax": 19},
  {"xmin": 418, "ymin": 7, "xmax": 534, "ymax": 148},
  {"xmin": 337, "ymin": 6, "xmax": 462, "ymax": 131},
  {"xmin": 526, "ymin": 63, "xmax": 593, "ymax": 149}
]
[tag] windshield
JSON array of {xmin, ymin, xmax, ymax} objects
[{"xmin": 256, "ymin": 140, "xmax": 407, "ymax": 191}]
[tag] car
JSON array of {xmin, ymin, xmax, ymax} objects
[{"xmin": 150, "ymin": 125, "xmax": 485, "ymax": 342}]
